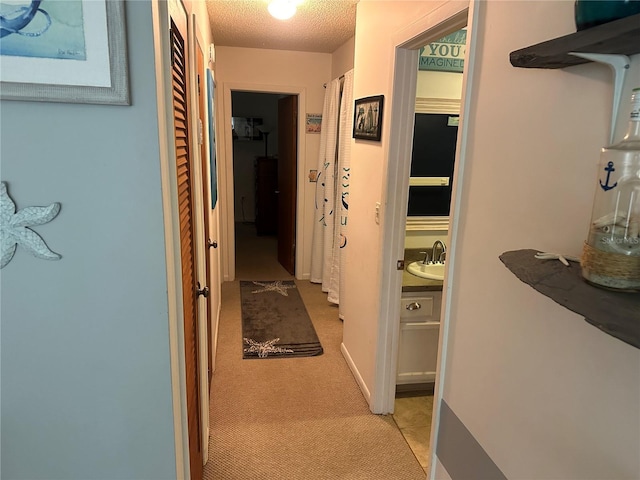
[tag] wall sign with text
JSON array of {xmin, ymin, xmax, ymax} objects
[{"xmin": 419, "ymin": 29, "xmax": 466, "ymax": 73}]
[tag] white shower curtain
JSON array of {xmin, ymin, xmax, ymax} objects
[
  {"xmin": 310, "ymin": 70, "xmax": 354, "ymax": 308},
  {"xmin": 327, "ymin": 70, "xmax": 354, "ymax": 307},
  {"xmin": 310, "ymin": 78, "xmax": 340, "ymax": 288}
]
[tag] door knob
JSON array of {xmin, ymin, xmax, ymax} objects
[
  {"xmin": 196, "ymin": 282, "xmax": 209, "ymax": 298},
  {"xmin": 208, "ymin": 239, "xmax": 217, "ymax": 249}
]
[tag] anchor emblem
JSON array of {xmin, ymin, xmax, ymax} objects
[{"xmin": 599, "ymin": 161, "xmax": 618, "ymax": 192}]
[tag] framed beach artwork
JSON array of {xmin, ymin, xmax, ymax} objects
[
  {"xmin": 0, "ymin": 0, "xmax": 130, "ymax": 105},
  {"xmin": 353, "ymin": 95, "xmax": 383, "ymax": 141}
]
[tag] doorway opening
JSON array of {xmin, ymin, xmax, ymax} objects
[
  {"xmin": 393, "ymin": 29, "xmax": 465, "ymax": 470},
  {"xmin": 375, "ymin": 2, "xmax": 479, "ymax": 476},
  {"xmin": 230, "ymin": 91, "xmax": 299, "ymax": 280}
]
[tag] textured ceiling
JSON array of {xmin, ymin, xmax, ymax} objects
[{"xmin": 205, "ymin": 0, "xmax": 358, "ymax": 54}]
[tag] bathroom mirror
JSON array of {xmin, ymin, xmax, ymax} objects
[
  {"xmin": 407, "ymin": 30, "xmax": 465, "ymax": 229},
  {"xmin": 407, "ymin": 97, "xmax": 460, "ymax": 227}
]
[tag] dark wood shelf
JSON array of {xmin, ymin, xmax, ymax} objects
[
  {"xmin": 510, "ymin": 13, "xmax": 640, "ymax": 69},
  {"xmin": 499, "ymin": 249, "xmax": 640, "ymax": 349}
]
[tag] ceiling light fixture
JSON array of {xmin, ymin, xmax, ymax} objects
[{"xmin": 268, "ymin": 0, "xmax": 297, "ymax": 20}]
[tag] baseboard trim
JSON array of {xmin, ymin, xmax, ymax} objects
[
  {"xmin": 436, "ymin": 400, "xmax": 507, "ymax": 480},
  {"xmin": 203, "ymin": 425, "xmax": 210, "ymax": 466},
  {"xmin": 341, "ymin": 342, "xmax": 371, "ymax": 405},
  {"xmin": 211, "ymin": 301, "xmax": 221, "ymax": 373}
]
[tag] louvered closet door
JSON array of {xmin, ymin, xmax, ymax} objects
[{"xmin": 170, "ymin": 20, "xmax": 203, "ymax": 480}]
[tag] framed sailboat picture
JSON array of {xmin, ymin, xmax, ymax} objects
[
  {"xmin": 0, "ymin": 0, "xmax": 130, "ymax": 105},
  {"xmin": 353, "ymin": 95, "xmax": 383, "ymax": 141}
]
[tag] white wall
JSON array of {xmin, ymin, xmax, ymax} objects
[
  {"xmin": 404, "ymin": 230, "xmax": 447, "ymax": 250},
  {"xmin": 343, "ymin": 0, "xmax": 639, "ymax": 478},
  {"xmin": 215, "ymin": 47, "xmax": 331, "ymax": 280},
  {"xmin": 0, "ymin": 2, "xmax": 178, "ymax": 478},
  {"xmin": 342, "ymin": 0, "xmax": 448, "ymax": 402},
  {"xmin": 332, "ymin": 36, "xmax": 355, "ymax": 79},
  {"xmin": 416, "ymin": 70, "xmax": 463, "ymax": 99},
  {"xmin": 439, "ymin": 1, "xmax": 640, "ymax": 478}
]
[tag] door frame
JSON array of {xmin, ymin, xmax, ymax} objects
[
  {"xmin": 374, "ymin": 0, "xmax": 481, "ymax": 474},
  {"xmin": 218, "ymin": 83, "xmax": 307, "ymax": 281},
  {"xmin": 151, "ymin": 0, "xmax": 210, "ymax": 478},
  {"xmin": 151, "ymin": 2, "xmax": 189, "ymax": 476},
  {"xmin": 189, "ymin": 13, "xmax": 211, "ymax": 466}
]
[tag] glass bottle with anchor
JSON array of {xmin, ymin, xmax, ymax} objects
[{"xmin": 581, "ymin": 87, "xmax": 640, "ymax": 291}]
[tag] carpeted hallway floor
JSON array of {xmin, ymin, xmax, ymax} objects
[{"xmin": 203, "ymin": 224, "xmax": 426, "ymax": 479}]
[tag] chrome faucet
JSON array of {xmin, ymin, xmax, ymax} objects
[{"xmin": 431, "ymin": 240, "xmax": 446, "ymax": 263}]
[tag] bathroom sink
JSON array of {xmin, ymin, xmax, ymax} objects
[{"xmin": 407, "ymin": 261, "xmax": 445, "ymax": 281}]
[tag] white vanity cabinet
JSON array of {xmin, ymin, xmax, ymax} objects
[{"xmin": 397, "ymin": 291, "xmax": 442, "ymax": 385}]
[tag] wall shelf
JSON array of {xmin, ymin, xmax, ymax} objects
[
  {"xmin": 509, "ymin": 13, "xmax": 640, "ymax": 69},
  {"xmin": 500, "ymin": 249, "xmax": 640, "ymax": 350}
]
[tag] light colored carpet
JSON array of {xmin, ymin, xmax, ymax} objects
[
  {"xmin": 234, "ymin": 222, "xmax": 293, "ymax": 281},
  {"xmin": 203, "ymin": 278, "xmax": 426, "ymax": 479}
]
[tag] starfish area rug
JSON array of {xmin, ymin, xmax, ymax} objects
[{"xmin": 240, "ymin": 280, "xmax": 323, "ymax": 359}]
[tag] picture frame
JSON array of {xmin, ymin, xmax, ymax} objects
[
  {"xmin": 306, "ymin": 113, "xmax": 322, "ymax": 134},
  {"xmin": 0, "ymin": 0, "xmax": 130, "ymax": 105},
  {"xmin": 353, "ymin": 95, "xmax": 384, "ymax": 141},
  {"xmin": 207, "ymin": 69, "xmax": 217, "ymax": 209},
  {"xmin": 231, "ymin": 117, "xmax": 263, "ymax": 141}
]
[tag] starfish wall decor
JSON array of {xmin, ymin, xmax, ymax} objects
[{"xmin": 0, "ymin": 182, "xmax": 61, "ymax": 268}]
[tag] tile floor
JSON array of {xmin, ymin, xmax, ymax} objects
[{"xmin": 393, "ymin": 395, "xmax": 434, "ymax": 474}]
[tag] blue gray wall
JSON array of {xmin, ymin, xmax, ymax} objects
[{"xmin": 0, "ymin": 2, "xmax": 177, "ymax": 478}]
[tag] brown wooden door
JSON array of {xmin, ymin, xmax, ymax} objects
[
  {"xmin": 170, "ymin": 20, "xmax": 203, "ymax": 480},
  {"xmin": 277, "ymin": 95, "xmax": 298, "ymax": 274},
  {"xmin": 195, "ymin": 38, "xmax": 213, "ymax": 390}
]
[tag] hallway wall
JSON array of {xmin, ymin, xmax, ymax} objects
[
  {"xmin": 436, "ymin": 2, "xmax": 640, "ymax": 478},
  {"xmin": 343, "ymin": 0, "xmax": 639, "ymax": 478},
  {"xmin": 342, "ymin": 0, "xmax": 450, "ymax": 413},
  {"xmin": 332, "ymin": 35, "xmax": 355, "ymax": 79},
  {"xmin": 0, "ymin": 2, "xmax": 177, "ymax": 478}
]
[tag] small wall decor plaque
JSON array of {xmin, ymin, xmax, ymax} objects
[
  {"xmin": 0, "ymin": 182, "xmax": 61, "ymax": 268},
  {"xmin": 419, "ymin": 29, "xmax": 466, "ymax": 73},
  {"xmin": 306, "ymin": 113, "xmax": 322, "ymax": 134}
]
